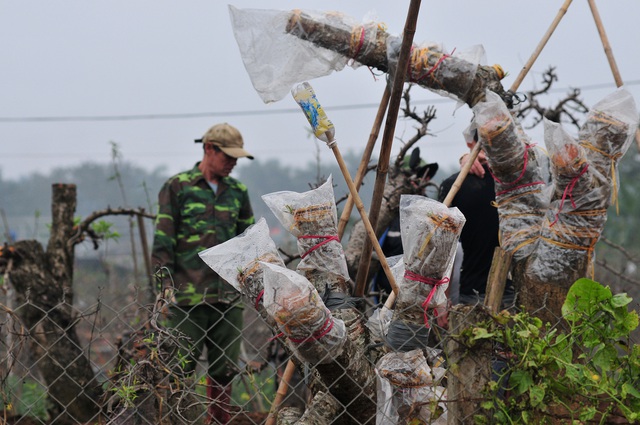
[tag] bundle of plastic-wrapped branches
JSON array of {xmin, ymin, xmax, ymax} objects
[
  {"xmin": 472, "ymin": 90, "xmax": 551, "ymax": 262},
  {"xmin": 262, "ymin": 176, "xmax": 366, "ymax": 351},
  {"xmin": 198, "ymin": 217, "xmax": 284, "ymax": 328},
  {"xmin": 202, "ymin": 178, "xmax": 380, "ymax": 422},
  {"xmin": 260, "ymin": 262, "xmax": 347, "ymax": 365},
  {"xmin": 472, "ymin": 87, "xmax": 638, "ymax": 305},
  {"xmin": 262, "ymin": 176, "xmax": 350, "ymax": 295},
  {"xmin": 229, "ymin": 6, "xmax": 507, "ymax": 107},
  {"xmin": 376, "ymin": 349, "xmax": 447, "ymax": 425},
  {"xmin": 528, "ymin": 88, "xmax": 638, "ymax": 285},
  {"xmin": 385, "ymin": 195, "xmax": 465, "ymax": 353}
]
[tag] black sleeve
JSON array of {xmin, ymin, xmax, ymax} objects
[{"xmin": 438, "ymin": 175, "xmax": 454, "ymax": 203}]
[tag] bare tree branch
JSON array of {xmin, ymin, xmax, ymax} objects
[{"xmin": 515, "ymin": 67, "xmax": 589, "ymax": 130}]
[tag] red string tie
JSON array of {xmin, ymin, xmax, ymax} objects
[
  {"xmin": 269, "ymin": 332, "xmax": 284, "ymax": 342},
  {"xmin": 254, "ymin": 289, "xmax": 264, "ymax": 311},
  {"xmin": 404, "ymin": 270, "xmax": 450, "ymax": 328},
  {"xmin": 299, "ymin": 235, "xmax": 340, "ymax": 259},
  {"xmin": 348, "ymin": 26, "xmax": 366, "ymax": 66},
  {"xmin": 550, "ymin": 164, "xmax": 589, "ymax": 227},
  {"xmin": 288, "ymin": 316, "xmax": 335, "ymax": 344},
  {"xmin": 425, "ymin": 47, "xmax": 455, "ymax": 78},
  {"xmin": 490, "ymin": 143, "xmax": 534, "ymax": 186}
]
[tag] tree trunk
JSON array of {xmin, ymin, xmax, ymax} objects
[
  {"xmin": 344, "ymin": 169, "xmax": 419, "ymax": 281},
  {"xmin": 9, "ymin": 184, "xmax": 101, "ymax": 424},
  {"xmin": 285, "ymin": 9, "xmax": 508, "ymax": 108},
  {"xmin": 445, "ymin": 304, "xmax": 494, "ymax": 424}
]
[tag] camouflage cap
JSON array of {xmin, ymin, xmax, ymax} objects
[{"xmin": 195, "ymin": 123, "xmax": 254, "ymax": 159}]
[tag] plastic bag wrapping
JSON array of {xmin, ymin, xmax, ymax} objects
[
  {"xmin": 261, "ymin": 262, "xmax": 346, "ymax": 365},
  {"xmin": 578, "ymin": 88, "xmax": 638, "ymax": 211},
  {"xmin": 386, "ymin": 196, "xmax": 464, "ymax": 351},
  {"xmin": 229, "ymin": 6, "xmax": 377, "ymax": 103},
  {"xmin": 198, "ymin": 218, "xmax": 284, "ymax": 325},
  {"xmin": 473, "ymin": 90, "xmax": 550, "ymax": 259},
  {"xmin": 387, "ymin": 38, "xmax": 481, "ymax": 104},
  {"xmin": 527, "ymin": 119, "xmax": 610, "ymax": 283},
  {"xmin": 376, "ymin": 349, "xmax": 447, "ymax": 425},
  {"xmin": 366, "ymin": 257, "xmax": 404, "ymax": 342},
  {"xmin": 286, "ymin": 9, "xmax": 382, "ymax": 66},
  {"xmin": 262, "ymin": 176, "xmax": 350, "ymax": 295},
  {"xmin": 395, "ymin": 196, "xmax": 464, "ymax": 318}
]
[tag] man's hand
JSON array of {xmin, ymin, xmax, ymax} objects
[{"xmin": 460, "ymin": 153, "xmax": 485, "ymax": 178}]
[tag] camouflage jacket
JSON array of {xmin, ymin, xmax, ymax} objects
[{"xmin": 151, "ymin": 163, "xmax": 254, "ymax": 306}]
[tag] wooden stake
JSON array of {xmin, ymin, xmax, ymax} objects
[
  {"xmin": 354, "ymin": 0, "xmax": 422, "ymax": 297},
  {"xmin": 329, "ymin": 134, "xmax": 399, "ymax": 296},
  {"xmin": 265, "ymin": 360, "xmax": 297, "ymax": 425},
  {"xmin": 587, "ymin": 0, "xmax": 623, "ymax": 87},
  {"xmin": 509, "ymin": 0, "xmax": 574, "ymax": 93},
  {"xmin": 136, "ymin": 212, "xmax": 154, "ymax": 304},
  {"xmin": 337, "ymin": 85, "xmax": 390, "ymax": 240},
  {"xmin": 587, "ymin": 0, "xmax": 640, "ymax": 150},
  {"xmin": 484, "ymin": 247, "xmax": 513, "ymax": 313}
]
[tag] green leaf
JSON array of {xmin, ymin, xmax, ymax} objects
[
  {"xmin": 480, "ymin": 401, "xmax": 494, "ymax": 410},
  {"xmin": 529, "ymin": 385, "xmax": 545, "ymax": 407},
  {"xmin": 562, "ymin": 278, "xmax": 612, "ymax": 320},
  {"xmin": 622, "ymin": 310, "xmax": 639, "ymax": 332},
  {"xmin": 563, "ymin": 363, "xmax": 581, "ymax": 383},
  {"xmin": 611, "ymin": 293, "xmax": 632, "ymax": 308},
  {"xmin": 578, "ymin": 405, "xmax": 597, "ymax": 422},
  {"xmin": 622, "ymin": 382, "xmax": 640, "ymax": 399},
  {"xmin": 509, "ymin": 370, "xmax": 533, "ymax": 395},
  {"xmin": 592, "ymin": 344, "xmax": 617, "ymax": 373},
  {"xmin": 470, "ymin": 326, "xmax": 494, "ymax": 342}
]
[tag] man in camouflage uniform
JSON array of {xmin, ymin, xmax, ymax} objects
[{"xmin": 152, "ymin": 122, "xmax": 254, "ymax": 424}]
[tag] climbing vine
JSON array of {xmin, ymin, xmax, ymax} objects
[{"xmin": 463, "ymin": 278, "xmax": 640, "ymax": 424}]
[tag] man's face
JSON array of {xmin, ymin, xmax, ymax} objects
[{"xmin": 205, "ymin": 144, "xmax": 238, "ymax": 179}]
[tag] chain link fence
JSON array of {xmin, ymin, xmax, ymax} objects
[{"xmin": 1, "ymin": 268, "xmax": 639, "ymax": 424}]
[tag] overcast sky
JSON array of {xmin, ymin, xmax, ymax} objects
[{"xmin": 2, "ymin": 1, "xmax": 639, "ymax": 182}]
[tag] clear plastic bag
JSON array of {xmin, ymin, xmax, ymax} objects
[
  {"xmin": 376, "ymin": 349, "xmax": 447, "ymax": 425},
  {"xmin": 388, "ymin": 41, "xmax": 483, "ymax": 106},
  {"xmin": 198, "ymin": 218, "xmax": 284, "ymax": 324},
  {"xmin": 528, "ymin": 120, "xmax": 610, "ymax": 282},
  {"xmin": 261, "ymin": 262, "xmax": 346, "ymax": 364},
  {"xmin": 262, "ymin": 176, "xmax": 350, "ymax": 295},
  {"xmin": 395, "ymin": 195, "xmax": 465, "ymax": 321},
  {"xmin": 473, "ymin": 90, "xmax": 550, "ymax": 260},
  {"xmin": 578, "ymin": 87, "xmax": 638, "ymax": 212},
  {"xmin": 229, "ymin": 6, "xmax": 374, "ymax": 103}
]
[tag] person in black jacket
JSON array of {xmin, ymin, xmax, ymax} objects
[{"xmin": 438, "ymin": 129, "xmax": 513, "ymax": 305}]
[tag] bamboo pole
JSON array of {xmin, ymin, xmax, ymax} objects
[
  {"xmin": 509, "ymin": 0, "xmax": 574, "ymax": 93},
  {"xmin": 336, "ymin": 85, "xmax": 390, "ymax": 240},
  {"xmin": 587, "ymin": 0, "xmax": 640, "ymax": 150},
  {"xmin": 354, "ymin": 0, "xmax": 422, "ymax": 297},
  {"xmin": 329, "ymin": 134, "xmax": 399, "ymax": 296},
  {"xmin": 483, "ymin": 247, "xmax": 513, "ymax": 313},
  {"xmin": 265, "ymin": 360, "xmax": 297, "ymax": 425},
  {"xmin": 587, "ymin": 0, "xmax": 623, "ymax": 87}
]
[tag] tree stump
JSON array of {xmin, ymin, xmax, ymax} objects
[{"xmin": 445, "ymin": 304, "xmax": 494, "ymax": 424}]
